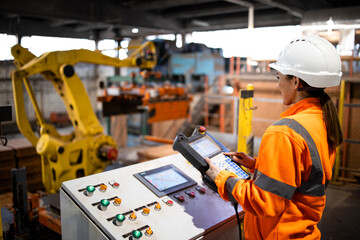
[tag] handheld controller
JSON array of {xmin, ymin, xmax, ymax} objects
[{"xmin": 173, "ymin": 126, "xmax": 250, "ymax": 193}]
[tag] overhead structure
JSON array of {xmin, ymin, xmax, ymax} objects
[{"xmin": 0, "ymin": 0, "xmax": 359, "ymax": 40}]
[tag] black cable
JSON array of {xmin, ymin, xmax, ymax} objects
[{"xmin": 233, "ymin": 202, "xmax": 242, "ymax": 240}]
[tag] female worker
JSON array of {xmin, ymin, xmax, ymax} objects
[{"xmin": 205, "ymin": 36, "xmax": 343, "ymax": 239}]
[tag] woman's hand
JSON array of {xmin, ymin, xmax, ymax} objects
[
  {"xmin": 205, "ymin": 157, "xmax": 221, "ymax": 181},
  {"xmin": 223, "ymin": 152, "xmax": 256, "ymax": 169}
]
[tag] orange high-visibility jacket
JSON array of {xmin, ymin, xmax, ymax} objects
[{"xmin": 215, "ymin": 97, "xmax": 336, "ymax": 239}]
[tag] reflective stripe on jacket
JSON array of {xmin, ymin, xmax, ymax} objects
[{"xmin": 215, "ymin": 98, "xmax": 336, "ymax": 240}]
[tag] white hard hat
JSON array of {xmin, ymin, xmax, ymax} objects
[{"xmin": 269, "ymin": 36, "xmax": 342, "ymax": 88}]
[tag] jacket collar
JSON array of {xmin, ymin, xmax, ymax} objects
[{"xmin": 280, "ymin": 97, "xmax": 321, "ymax": 118}]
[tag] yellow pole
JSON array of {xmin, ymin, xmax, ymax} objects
[
  {"xmin": 237, "ymin": 84, "xmax": 254, "ymax": 154},
  {"xmin": 333, "ymin": 79, "xmax": 345, "ymax": 182}
]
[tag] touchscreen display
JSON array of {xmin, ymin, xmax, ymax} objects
[
  {"xmin": 189, "ymin": 136, "xmax": 221, "ymax": 158},
  {"xmin": 144, "ymin": 168, "xmax": 188, "ymax": 191},
  {"xmin": 134, "ymin": 165, "xmax": 197, "ymax": 197}
]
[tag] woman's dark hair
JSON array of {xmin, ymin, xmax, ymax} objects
[{"xmin": 287, "ymin": 76, "xmax": 343, "ymax": 149}]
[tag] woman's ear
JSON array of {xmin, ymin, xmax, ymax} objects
[{"xmin": 293, "ymin": 77, "xmax": 301, "ymax": 89}]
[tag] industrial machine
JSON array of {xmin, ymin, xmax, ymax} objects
[
  {"xmin": 11, "ymin": 41, "xmax": 157, "ymax": 194},
  {"xmin": 60, "ymin": 153, "xmax": 243, "ymax": 240}
]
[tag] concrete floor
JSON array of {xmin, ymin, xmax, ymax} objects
[{"xmin": 318, "ymin": 183, "xmax": 360, "ymax": 239}]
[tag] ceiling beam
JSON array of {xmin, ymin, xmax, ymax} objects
[
  {"xmin": 0, "ymin": 0, "xmax": 182, "ymax": 31},
  {"xmin": 134, "ymin": 0, "xmax": 220, "ymax": 11},
  {"xmin": 254, "ymin": 0, "xmax": 303, "ymax": 18},
  {"xmin": 185, "ymin": 11, "xmax": 299, "ymax": 31}
]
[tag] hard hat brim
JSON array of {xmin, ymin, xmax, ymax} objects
[{"xmin": 269, "ymin": 63, "xmax": 342, "ymax": 88}]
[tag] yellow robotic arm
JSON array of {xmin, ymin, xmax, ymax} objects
[{"xmin": 11, "ymin": 41, "xmax": 156, "ymax": 193}]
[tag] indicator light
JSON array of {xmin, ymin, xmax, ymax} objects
[
  {"xmin": 129, "ymin": 212, "xmax": 137, "ymax": 221},
  {"xmin": 113, "ymin": 198, "xmax": 122, "ymax": 206},
  {"xmin": 145, "ymin": 227, "xmax": 153, "ymax": 237},
  {"xmin": 154, "ymin": 203, "xmax": 161, "ymax": 211},
  {"xmin": 99, "ymin": 184, "xmax": 107, "ymax": 192},
  {"xmin": 113, "ymin": 182, "xmax": 120, "ymax": 188},
  {"xmin": 84, "ymin": 185, "xmax": 95, "ymax": 196},
  {"xmin": 114, "ymin": 214, "xmax": 125, "ymax": 226},
  {"xmin": 99, "ymin": 199, "xmax": 110, "ymax": 211},
  {"xmin": 142, "ymin": 207, "xmax": 150, "ymax": 216},
  {"xmin": 132, "ymin": 230, "xmax": 142, "ymax": 239}
]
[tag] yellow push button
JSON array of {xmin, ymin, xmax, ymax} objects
[
  {"xmin": 113, "ymin": 198, "xmax": 122, "ymax": 206},
  {"xmin": 99, "ymin": 184, "xmax": 107, "ymax": 192},
  {"xmin": 142, "ymin": 207, "xmax": 150, "ymax": 216}
]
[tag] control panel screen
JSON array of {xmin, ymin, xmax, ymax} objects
[
  {"xmin": 189, "ymin": 136, "xmax": 222, "ymax": 158},
  {"xmin": 144, "ymin": 169, "xmax": 188, "ymax": 191},
  {"xmin": 134, "ymin": 165, "xmax": 197, "ymax": 197}
]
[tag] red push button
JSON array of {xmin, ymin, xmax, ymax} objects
[
  {"xmin": 198, "ymin": 126, "xmax": 206, "ymax": 134},
  {"xmin": 166, "ymin": 200, "xmax": 173, "ymax": 206}
]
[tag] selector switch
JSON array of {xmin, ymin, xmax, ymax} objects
[
  {"xmin": 174, "ymin": 194, "xmax": 185, "ymax": 202},
  {"xmin": 99, "ymin": 199, "xmax": 110, "ymax": 211},
  {"xmin": 185, "ymin": 190, "xmax": 196, "ymax": 198},
  {"xmin": 84, "ymin": 185, "xmax": 95, "ymax": 196},
  {"xmin": 129, "ymin": 212, "xmax": 137, "ymax": 221},
  {"xmin": 195, "ymin": 186, "xmax": 206, "ymax": 194},
  {"xmin": 114, "ymin": 214, "xmax": 125, "ymax": 226},
  {"xmin": 145, "ymin": 227, "xmax": 153, "ymax": 237},
  {"xmin": 154, "ymin": 203, "xmax": 161, "ymax": 211}
]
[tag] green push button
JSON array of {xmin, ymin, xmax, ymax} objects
[
  {"xmin": 114, "ymin": 214, "xmax": 125, "ymax": 226},
  {"xmin": 85, "ymin": 185, "xmax": 96, "ymax": 196},
  {"xmin": 100, "ymin": 199, "xmax": 110, "ymax": 207},
  {"xmin": 115, "ymin": 214, "xmax": 125, "ymax": 222},
  {"xmin": 99, "ymin": 199, "xmax": 110, "ymax": 211},
  {"xmin": 132, "ymin": 230, "xmax": 142, "ymax": 239}
]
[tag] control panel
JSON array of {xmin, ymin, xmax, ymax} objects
[{"xmin": 60, "ymin": 154, "xmax": 243, "ymax": 240}]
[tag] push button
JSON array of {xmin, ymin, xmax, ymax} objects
[
  {"xmin": 113, "ymin": 198, "xmax": 122, "ymax": 206},
  {"xmin": 84, "ymin": 185, "xmax": 95, "ymax": 196},
  {"xmin": 162, "ymin": 198, "xmax": 173, "ymax": 206},
  {"xmin": 166, "ymin": 200, "xmax": 173, "ymax": 206},
  {"xmin": 99, "ymin": 184, "xmax": 107, "ymax": 192},
  {"xmin": 108, "ymin": 180, "xmax": 120, "ymax": 189},
  {"xmin": 132, "ymin": 230, "xmax": 142, "ymax": 239},
  {"xmin": 114, "ymin": 214, "xmax": 125, "ymax": 226},
  {"xmin": 99, "ymin": 199, "xmax": 110, "ymax": 211},
  {"xmin": 142, "ymin": 207, "xmax": 150, "ymax": 216}
]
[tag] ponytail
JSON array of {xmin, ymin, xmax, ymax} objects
[
  {"xmin": 287, "ymin": 76, "xmax": 343, "ymax": 149},
  {"xmin": 319, "ymin": 92, "xmax": 343, "ymax": 149}
]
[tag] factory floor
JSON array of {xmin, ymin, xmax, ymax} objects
[{"xmin": 318, "ymin": 182, "xmax": 360, "ymax": 239}]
